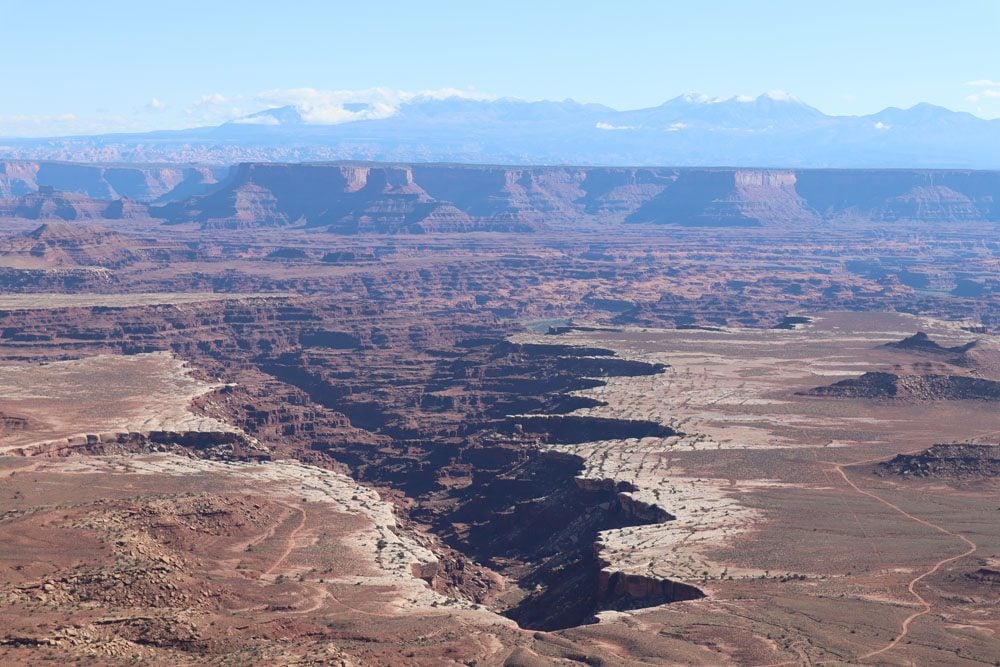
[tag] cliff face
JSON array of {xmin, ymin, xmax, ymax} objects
[
  {"xmin": 0, "ymin": 161, "xmax": 225, "ymax": 203},
  {"xmin": 150, "ymin": 163, "xmax": 1000, "ymax": 231},
  {"xmin": 624, "ymin": 168, "xmax": 817, "ymax": 226},
  {"xmin": 5, "ymin": 161, "xmax": 1000, "ymax": 231},
  {"xmin": 0, "ymin": 187, "xmax": 149, "ymax": 221},
  {"xmin": 155, "ymin": 163, "xmax": 544, "ymax": 232},
  {"xmin": 794, "ymin": 169, "xmax": 1000, "ymax": 221}
]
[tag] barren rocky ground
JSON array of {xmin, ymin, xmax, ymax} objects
[{"xmin": 0, "ymin": 168, "xmax": 999, "ymax": 665}]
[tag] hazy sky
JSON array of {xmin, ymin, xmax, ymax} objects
[{"xmin": 2, "ymin": 0, "xmax": 999, "ymax": 135}]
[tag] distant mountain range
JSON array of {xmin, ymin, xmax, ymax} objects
[{"xmin": 1, "ymin": 93, "xmax": 999, "ymax": 168}]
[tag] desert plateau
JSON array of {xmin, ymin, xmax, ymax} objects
[
  {"xmin": 0, "ymin": 159, "xmax": 995, "ymax": 665},
  {"xmin": 4, "ymin": 5, "xmax": 1000, "ymax": 662}
]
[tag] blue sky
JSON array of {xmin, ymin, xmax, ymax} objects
[{"xmin": 1, "ymin": 0, "xmax": 998, "ymax": 135}]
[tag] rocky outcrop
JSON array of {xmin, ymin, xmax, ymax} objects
[
  {"xmin": 0, "ymin": 223, "xmax": 156, "ymax": 268},
  {"xmin": 7, "ymin": 428, "xmax": 266, "ymax": 459},
  {"xmin": 0, "ymin": 186, "xmax": 110, "ymax": 221},
  {"xmin": 596, "ymin": 570, "xmax": 704, "ymax": 609},
  {"xmin": 885, "ymin": 331, "xmax": 977, "ymax": 357},
  {"xmin": 102, "ymin": 197, "xmax": 151, "ymax": 219},
  {"xmin": 877, "ymin": 443, "xmax": 1000, "ymax": 478},
  {"xmin": 801, "ymin": 371, "xmax": 1000, "ymax": 400},
  {"xmin": 0, "ymin": 411, "xmax": 29, "ymax": 436},
  {"xmin": 148, "ymin": 163, "xmax": 1000, "ymax": 231},
  {"xmin": 967, "ymin": 567, "xmax": 1000, "ymax": 583}
]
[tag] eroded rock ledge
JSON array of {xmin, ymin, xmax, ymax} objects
[
  {"xmin": 877, "ymin": 443, "xmax": 1000, "ymax": 478},
  {"xmin": 801, "ymin": 371, "xmax": 1000, "ymax": 400},
  {"xmin": 13, "ymin": 429, "xmax": 270, "ymax": 460}
]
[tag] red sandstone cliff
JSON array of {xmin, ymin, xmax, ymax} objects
[{"xmin": 151, "ymin": 163, "xmax": 1000, "ymax": 232}]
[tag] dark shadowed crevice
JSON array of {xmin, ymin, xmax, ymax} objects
[{"xmin": 256, "ymin": 336, "xmax": 700, "ymax": 629}]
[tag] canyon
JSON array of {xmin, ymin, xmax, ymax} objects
[{"xmin": 0, "ymin": 162, "xmax": 998, "ymax": 665}]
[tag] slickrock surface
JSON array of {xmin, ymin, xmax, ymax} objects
[
  {"xmin": 0, "ymin": 352, "xmax": 235, "ymax": 455},
  {"xmin": 508, "ymin": 311, "xmax": 1000, "ymax": 661},
  {"xmin": 54, "ymin": 454, "xmax": 458, "ymax": 610}
]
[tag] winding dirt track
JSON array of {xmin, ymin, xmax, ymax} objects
[
  {"xmin": 263, "ymin": 502, "xmax": 308, "ymax": 576},
  {"xmin": 829, "ymin": 459, "xmax": 978, "ymax": 663},
  {"xmin": 256, "ymin": 500, "xmax": 410, "ymax": 619}
]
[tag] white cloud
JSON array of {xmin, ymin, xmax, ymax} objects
[
  {"xmin": 0, "ymin": 113, "xmax": 76, "ymax": 125},
  {"xmin": 680, "ymin": 93, "xmax": 745, "ymax": 104},
  {"xmin": 234, "ymin": 114, "xmax": 281, "ymax": 126},
  {"xmin": 962, "ymin": 80, "xmax": 1000, "ymax": 110},
  {"xmin": 248, "ymin": 86, "xmax": 496, "ymax": 125},
  {"xmin": 762, "ymin": 90, "xmax": 797, "ymax": 101},
  {"xmin": 874, "ymin": 121, "xmax": 890, "ymax": 131},
  {"xmin": 179, "ymin": 94, "xmax": 251, "ymax": 127},
  {"xmin": 194, "ymin": 93, "xmax": 231, "ymax": 107},
  {"xmin": 0, "ymin": 86, "xmax": 505, "ymax": 137},
  {"xmin": 666, "ymin": 122, "xmax": 688, "ymax": 131},
  {"xmin": 254, "ymin": 87, "xmax": 398, "ymax": 124},
  {"xmin": 0, "ymin": 112, "xmax": 142, "ymax": 137},
  {"xmin": 595, "ymin": 121, "xmax": 636, "ymax": 130},
  {"xmin": 680, "ymin": 91, "xmax": 802, "ymax": 105},
  {"xmin": 413, "ymin": 86, "xmax": 493, "ymax": 102},
  {"xmin": 966, "ymin": 90, "xmax": 1000, "ymax": 103}
]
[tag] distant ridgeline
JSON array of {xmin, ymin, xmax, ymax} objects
[
  {"xmin": 3, "ymin": 95, "xmax": 1000, "ymax": 168},
  {"xmin": 3, "ymin": 160, "xmax": 1000, "ymax": 231},
  {"xmin": 0, "ymin": 161, "xmax": 227, "ymax": 204}
]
